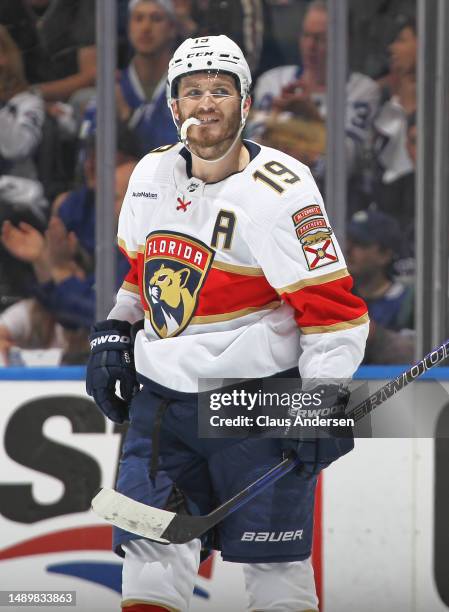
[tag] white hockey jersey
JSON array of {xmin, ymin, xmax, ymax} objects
[
  {"xmin": 251, "ymin": 65, "xmax": 380, "ymax": 145},
  {"xmin": 110, "ymin": 141, "xmax": 369, "ymax": 392},
  {"xmin": 373, "ymin": 95, "xmax": 414, "ymax": 184},
  {"xmin": 0, "ymin": 91, "xmax": 45, "ymax": 179}
]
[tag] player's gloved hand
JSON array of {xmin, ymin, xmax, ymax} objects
[
  {"xmin": 281, "ymin": 384, "xmax": 353, "ymax": 476},
  {"xmin": 86, "ymin": 319, "xmax": 139, "ymax": 423}
]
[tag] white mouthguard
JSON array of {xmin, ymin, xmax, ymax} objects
[{"xmin": 180, "ymin": 117, "xmax": 201, "ymax": 143}]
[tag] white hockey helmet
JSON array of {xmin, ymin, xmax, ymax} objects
[{"xmin": 167, "ymin": 35, "xmax": 252, "ymax": 127}]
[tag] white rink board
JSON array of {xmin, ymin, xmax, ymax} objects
[
  {"xmin": 0, "ymin": 378, "xmax": 448, "ymax": 611},
  {"xmin": 323, "ymin": 438, "xmax": 415, "ymax": 612},
  {"xmin": 0, "ymin": 381, "xmax": 249, "ymax": 612},
  {"xmin": 324, "ymin": 380, "xmax": 449, "ymax": 612}
]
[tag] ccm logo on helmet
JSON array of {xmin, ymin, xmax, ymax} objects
[
  {"xmin": 241, "ymin": 530, "xmax": 303, "ymax": 542},
  {"xmin": 186, "ymin": 52, "xmax": 214, "ymax": 57},
  {"xmin": 90, "ymin": 334, "xmax": 131, "ymax": 349}
]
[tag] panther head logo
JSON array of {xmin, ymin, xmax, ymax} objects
[
  {"xmin": 143, "ymin": 232, "xmax": 215, "ymax": 338},
  {"xmin": 148, "ymin": 264, "xmax": 196, "ymax": 337}
]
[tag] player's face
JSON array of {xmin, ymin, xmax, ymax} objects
[
  {"xmin": 389, "ymin": 26, "xmax": 417, "ymax": 75},
  {"xmin": 128, "ymin": 1, "xmax": 175, "ymax": 56},
  {"xmin": 174, "ymin": 72, "xmax": 248, "ymax": 160},
  {"xmin": 300, "ymin": 9, "xmax": 327, "ymax": 74}
]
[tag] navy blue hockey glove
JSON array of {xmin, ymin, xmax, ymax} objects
[
  {"xmin": 281, "ymin": 384, "xmax": 354, "ymax": 476},
  {"xmin": 86, "ymin": 319, "xmax": 139, "ymax": 423}
]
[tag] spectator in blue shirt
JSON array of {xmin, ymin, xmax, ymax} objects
[
  {"xmin": 1, "ymin": 153, "xmax": 137, "ymax": 337},
  {"xmin": 80, "ymin": 0, "xmax": 178, "ymax": 157},
  {"xmin": 116, "ymin": 0, "xmax": 178, "ymax": 151}
]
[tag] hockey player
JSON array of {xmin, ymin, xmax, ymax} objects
[{"xmin": 87, "ymin": 34, "xmax": 369, "ymax": 611}]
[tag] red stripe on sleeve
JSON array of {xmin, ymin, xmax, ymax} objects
[
  {"xmin": 119, "ymin": 246, "xmax": 139, "ymax": 286},
  {"xmin": 195, "ymin": 268, "xmax": 279, "ymax": 316},
  {"xmin": 281, "ymin": 275, "xmax": 368, "ymax": 329},
  {"xmin": 119, "ymin": 247, "xmax": 149, "ymax": 312}
]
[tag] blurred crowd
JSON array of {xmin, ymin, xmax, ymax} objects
[{"xmin": 0, "ymin": 0, "xmax": 416, "ymax": 366}]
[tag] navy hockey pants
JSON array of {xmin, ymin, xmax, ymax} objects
[{"xmin": 113, "ymin": 385, "xmax": 318, "ymax": 563}]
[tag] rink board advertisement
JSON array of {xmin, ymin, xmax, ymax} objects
[{"xmin": 0, "ymin": 369, "xmax": 448, "ymax": 612}]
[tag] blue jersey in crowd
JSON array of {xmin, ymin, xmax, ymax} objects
[
  {"xmin": 364, "ymin": 281, "xmax": 414, "ymax": 331},
  {"xmin": 34, "ymin": 186, "xmax": 129, "ymax": 329},
  {"xmin": 120, "ymin": 64, "xmax": 178, "ymax": 152}
]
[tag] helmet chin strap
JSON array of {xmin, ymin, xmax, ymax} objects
[{"xmin": 179, "ymin": 113, "xmax": 248, "ymax": 165}]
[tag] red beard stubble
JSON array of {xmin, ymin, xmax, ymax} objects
[{"xmin": 176, "ymin": 102, "xmax": 242, "ymax": 158}]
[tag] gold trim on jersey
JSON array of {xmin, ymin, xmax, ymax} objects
[
  {"xmin": 212, "ymin": 260, "xmax": 265, "ymax": 276},
  {"xmin": 121, "ymin": 247, "xmax": 267, "ymax": 278},
  {"xmin": 143, "ymin": 300, "xmax": 281, "ymax": 325},
  {"xmin": 149, "ymin": 143, "xmax": 177, "ymax": 154},
  {"xmin": 300, "ymin": 312, "xmax": 369, "ymax": 335},
  {"xmin": 276, "ymin": 268, "xmax": 350, "ymax": 294},
  {"xmin": 191, "ymin": 300, "xmax": 281, "ymax": 324},
  {"xmin": 118, "ymin": 237, "xmax": 137, "ymax": 259},
  {"xmin": 121, "ymin": 280, "xmax": 140, "ymax": 294}
]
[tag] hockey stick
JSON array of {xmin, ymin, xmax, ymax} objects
[{"xmin": 92, "ymin": 338, "xmax": 449, "ymax": 544}]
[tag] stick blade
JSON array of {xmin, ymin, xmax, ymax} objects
[{"xmin": 91, "ymin": 488, "xmax": 175, "ymax": 544}]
